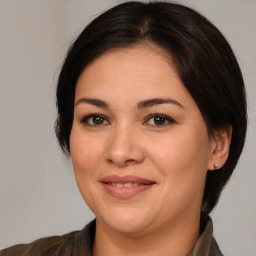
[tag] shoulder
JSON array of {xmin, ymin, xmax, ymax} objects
[
  {"xmin": 0, "ymin": 220, "xmax": 96, "ymax": 256},
  {"xmin": 0, "ymin": 230, "xmax": 79, "ymax": 256}
]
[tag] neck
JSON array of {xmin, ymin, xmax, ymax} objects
[{"xmin": 93, "ymin": 212, "xmax": 200, "ymax": 256}]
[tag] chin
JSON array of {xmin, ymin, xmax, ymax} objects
[{"xmin": 97, "ymin": 207, "xmax": 155, "ymax": 235}]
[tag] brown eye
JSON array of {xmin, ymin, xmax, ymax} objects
[
  {"xmin": 153, "ymin": 116, "xmax": 167, "ymax": 125},
  {"xmin": 145, "ymin": 114, "xmax": 175, "ymax": 126},
  {"xmin": 91, "ymin": 116, "xmax": 105, "ymax": 124},
  {"xmin": 81, "ymin": 114, "xmax": 109, "ymax": 126}
]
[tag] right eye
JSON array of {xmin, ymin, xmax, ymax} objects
[{"xmin": 81, "ymin": 114, "xmax": 110, "ymax": 126}]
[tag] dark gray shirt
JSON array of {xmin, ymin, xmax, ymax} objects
[{"xmin": 0, "ymin": 217, "xmax": 223, "ymax": 256}]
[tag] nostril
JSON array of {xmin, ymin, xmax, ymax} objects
[
  {"xmin": 106, "ymin": 156, "xmax": 137, "ymax": 167},
  {"xmin": 124, "ymin": 159, "xmax": 136, "ymax": 164}
]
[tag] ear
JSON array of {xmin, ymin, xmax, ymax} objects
[{"xmin": 208, "ymin": 125, "xmax": 232, "ymax": 171}]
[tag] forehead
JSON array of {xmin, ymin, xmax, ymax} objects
[{"xmin": 75, "ymin": 44, "xmax": 186, "ymax": 98}]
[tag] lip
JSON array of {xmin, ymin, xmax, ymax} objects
[{"xmin": 100, "ymin": 175, "xmax": 156, "ymax": 199}]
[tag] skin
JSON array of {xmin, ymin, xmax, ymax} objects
[{"xmin": 70, "ymin": 44, "xmax": 231, "ymax": 256}]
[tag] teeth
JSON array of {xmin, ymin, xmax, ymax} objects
[
  {"xmin": 124, "ymin": 182, "xmax": 132, "ymax": 187},
  {"xmin": 111, "ymin": 182, "xmax": 139, "ymax": 187}
]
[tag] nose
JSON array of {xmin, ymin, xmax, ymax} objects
[{"xmin": 105, "ymin": 126, "xmax": 145, "ymax": 167}]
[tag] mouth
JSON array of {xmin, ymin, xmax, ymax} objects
[{"xmin": 100, "ymin": 175, "xmax": 156, "ymax": 199}]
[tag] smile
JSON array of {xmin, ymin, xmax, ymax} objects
[
  {"xmin": 111, "ymin": 182, "xmax": 139, "ymax": 187},
  {"xmin": 100, "ymin": 175, "xmax": 156, "ymax": 199}
]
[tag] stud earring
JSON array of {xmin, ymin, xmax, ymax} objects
[{"xmin": 213, "ymin": 164, "xmax": 218, "ymax": 169}]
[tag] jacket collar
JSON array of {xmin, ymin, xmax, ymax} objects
[{"xmin": 75, "ymin": 216, "xmax": 223, "ymax": 256}]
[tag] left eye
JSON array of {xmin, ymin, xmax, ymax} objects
[
  {"xmin": 145, "ymin": 114, "xmax": 175, "ymax": 126},
  {"xmin": 81, "ymin": 114, "xmax": 109, "ymax": 126}
]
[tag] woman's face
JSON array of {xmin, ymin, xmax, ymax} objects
[{"xmin": 70, "ymin": 45, "xmax": 216, "ymax": 235}]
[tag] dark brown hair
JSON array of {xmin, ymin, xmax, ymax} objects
[{"xmin": 55, "ymin": 1, "xmax": 247, "ymax": 214}]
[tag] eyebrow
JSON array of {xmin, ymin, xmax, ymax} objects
[
  {"xmin": 75, "ymin": 97, "xmax": 184, "ymax": 109},
  {"xmin": 75, "ymin": 98, "xmax": 109, "ymax": 108},
  {"xmin": 137, "ymin": 98, "xmax": 184, "ymax": 109}
]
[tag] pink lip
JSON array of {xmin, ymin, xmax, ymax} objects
[{"xmin": 100, "ymin": 175, "xmax": 156, "ymax": 199}]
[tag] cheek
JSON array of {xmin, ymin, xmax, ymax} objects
[
  {"xmin": 147, "ymin": 131, "xmax": 210, "ymax": 215},
  {"xmin": 148, "ymin": 128, "xmax": 211, "ymax": 186},
  {"xmin": 69, "ymin": 128, "xmax": 106, "ymax": 211},
  {"xmin": 70, "ymin": 129, "xmax": 105, "ymax": 179}
]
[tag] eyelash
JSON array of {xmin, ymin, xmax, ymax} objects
[
  {"xmin": 80, "ymin": 113, "xmax": 175, "ymax": 127},
  {"xmin": 144, "ymin": 114, "xmax": 176, "ymax": 127},
  {"xmin": 80, "ymin": 113, "xmax": 110, "ymax": 126}
]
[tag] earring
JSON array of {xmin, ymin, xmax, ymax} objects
[{"xmin": 213, "ymin": 164, "xmax": 218, "ymax": 169}]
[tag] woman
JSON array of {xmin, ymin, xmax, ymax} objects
[{"xmin": 1, "ymin": 1, "xmax": 247, "ymax": 256}]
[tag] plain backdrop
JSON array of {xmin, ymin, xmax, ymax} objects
[{"xmin": 0, "ymin": 1, "xmax": 255, "ymax": 255}]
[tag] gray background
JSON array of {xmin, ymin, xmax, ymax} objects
[{"xmin": 0, "ymin": 1, "xmax": 255, "ymax": 255}]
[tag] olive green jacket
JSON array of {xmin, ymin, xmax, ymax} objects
[{"xmin": 0, "ymin": 217, "xmax": 223, "ymax": 256}]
